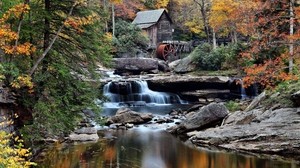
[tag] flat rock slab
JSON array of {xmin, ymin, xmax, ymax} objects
[
  {"xmin": 68, "ymin": 133, "xmax": 99, "ymax": 141},
  {"xmin": 190, "ymin": 108, "xmax": 300, "ymax": 156},
  {"xmin": 112, "ymin": 58, "xmax": 158, "ymax": 72},
  {"xmin": 74, "ymin": 127, "xmax": 97, "ymax": 134}
]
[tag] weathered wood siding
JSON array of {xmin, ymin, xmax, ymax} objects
[
  {"xmin": 157, "ymin": 13, "xmax": 172, "ymax": 43},
  {"xmin": 142, "ymin": 12, "xmax": 172, "ymax": 48},
  {"xmin": 145, "ymin": 26, "xmax": 157, "ymax": 48}
]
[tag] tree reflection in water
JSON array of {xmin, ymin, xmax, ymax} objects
[{"xmin": 36, "ymin": 128, "xmax": 299, "ymax": 168}]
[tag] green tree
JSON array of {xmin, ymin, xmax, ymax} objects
[
  {"xmin": 113, "ymin": 19, "xmax": 149, "ymax": 57},
  {"xmin": 0, "ymin": 0, "xmax": 112, "ymax": 141}
]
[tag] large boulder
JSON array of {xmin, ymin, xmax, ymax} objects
[
  {"xmin": 169, "ymin": 103, "xmax": 229, "ymax": 134},
  {"xmin": 112, "ymin": 58, "xmax": 158, "ymax": 74},
  {"xmin": 189, "ymin": 108, "xmax": 300, "ymax": 156},
  {"xmin": 171, "ymin": 55, "xmax": 197, "ymax": 73},
  {"xmin": 106, "ymin": 108, "xmax": 153, "ymax": 125}
]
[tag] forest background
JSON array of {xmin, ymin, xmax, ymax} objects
[{"xmin": 0, "ymin": 0, "xmax": 300, "ymax": 166}]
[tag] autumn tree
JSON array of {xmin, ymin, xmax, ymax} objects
[
  {"xmin": 241, "ymin": 0, "xmax": 300, "ymax": 88},
  {"xmin": 167, "ymin": 0, "xmax": 212, "ymax": 41}
]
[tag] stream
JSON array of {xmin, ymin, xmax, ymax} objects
[
  {"xmin": 36, "ymin": 78, "xmax": 299, "ymax": 168},
  {"xmin": 36, "ymin": 127, "xmax": 299, "ymax": 168}
]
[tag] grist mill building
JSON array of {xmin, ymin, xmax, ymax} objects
[{"xmin": 132, "ymin": 9, "xmax": 173, "ymax": 48}]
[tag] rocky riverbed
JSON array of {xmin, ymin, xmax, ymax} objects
[{"xmin": 101, "ymin": 94, "xmax": 300, "ymax": 161}]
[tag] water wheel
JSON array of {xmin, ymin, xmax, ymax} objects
[{"xmin": 156, "ymin": 44, "xmax": 176, "ymax": 61}]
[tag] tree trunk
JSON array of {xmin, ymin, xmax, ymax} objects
[
  {"xmin": 212, "ymin": 28, "xmax": 217, "ymax": 49},
  {"xmin": 44, "ymin": 0, "xmax": 50, "ymax": 51},
  {"xmin": 194, "ymin": 0, "xmax": 210, "ymax": 42},
  {"xmin": 233, "ymin": 30, "xmax": 238, "ymax": 44},
  {"xmin": 289, "ymin": 0, "xmax": 294, "ymax": 74},
  {"xmin": 112, "ymin": 4, "xmax": 115, "ymax": 37}
]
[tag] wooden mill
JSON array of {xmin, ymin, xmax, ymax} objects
[{"xmin": 133, "ymin": 9, "xmax": 191, "ymax": 61}]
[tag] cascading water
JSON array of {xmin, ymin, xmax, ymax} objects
[
  {"xmin": 229, "ymin": 78, "xmax": 258, "ymax": 99},
  {"xmin": 239, "ymin": 80, "xmax": 247, "ymax": 100},
  {"xmin": 101, "ymin": 80, "xmax": 188, "ymax": 115}
]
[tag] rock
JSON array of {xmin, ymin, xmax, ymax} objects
[
  {"xmin": 244, "ymin": 91, "xmax": 266, "ymax": 112},
  {"xmin": 190, "ymin": 108, "xmax": 300, "ymax": 156},
  {"xmin": 291, "ymin": 90, "xmax": 300, "ymax": 107},
  {"xmin": 157, "ymin": 60, "xmax": 170, "ymax": 72},
  {"xmin": 0, "ymin": 87, "xmax": 15, "ymax": 104},
  {"xmin": 186, "ymin": 104, "xmax": 202, "ymax": 113},
  {"xmin": 82, "ymin": 109, "xmax": 95, "ymax": 118},
  {"xmin": 125, "ymin": 123, "xmax": 134, "ymax": 128},
  {"xmin": 172, "ymin": 55, "xmax": 197, "ymax": 73},
  {"xmin": 68, "ymin": 133, "xmax": 99, "ymax": 141},
  {"xmin": 169, "ymin": 103, "xmax": 229, "ymax": 134},
  {"xmin": 106, "ymin": 108, "xmax": 153, "ymax": 125},
  {"xmin": 146, "ymin": 75, "xmax": 231, "ymax": 101},
  {"xmin": 112, "ymin": 58, "xmax": 158, "ymax": 74},
  {"xmin": 74, "ymin": 127, "xmax": 97, "ymax": 134},
  {"xmin": 168, "ymin": 59, "xmax": 181, "ymax": 70}
]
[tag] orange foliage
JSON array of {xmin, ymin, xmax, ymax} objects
[
  {"xmin": 240, "ymin": 0, "xmax": 300, "ymax": 88},
  {"xmin": 243, "ymin": 53, "xmax": 298, "ymax": 88},
  {"xmin": 0, "ymin": 3, "xmax": 35, "ymax": 56},
  {"xmin": 64, "ymin": 13, "xmax": 98, "ymax": 33},
  {"xmin": 115, "ymin": 0, "xmax": 145, "ymax": 20},
  {"xmin": 0, "ymin": 3, "xmax": 35, "ymax": 92},
  {"xmin": 0, "ymin": 3, "xmax": 30, "ymax": 23}
]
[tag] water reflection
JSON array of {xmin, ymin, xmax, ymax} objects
[{"xmin": 36, "ymin": 128, "xmax": 299, "ymax": 168}]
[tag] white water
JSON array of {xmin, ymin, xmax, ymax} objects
[{"xmin": 103, "ymin": 80, "xmax": 186, "ymax": 107}]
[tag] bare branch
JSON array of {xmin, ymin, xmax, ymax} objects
[{"xmin": 29, "ymin": 2, "xmax": 77, "ymax": 76}]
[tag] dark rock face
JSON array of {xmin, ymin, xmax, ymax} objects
[
  {"xmin": 106, "ymin": 108, "xmax": 153, "ymax": 124},
  {"xmin": 147, "ymin": 75, "xmax": 230, "ymax": 93},
  {"xmin": 189, "ymin": 108, "xmax": 300, "ymax": 156},
  {"xmin": 291, "ymin": 90, "xmax": 300, "ymax": 107},
  {"xmin": 157, "ymin": 60, "xmax": 170, "ymax": 72},
  {"xmin": 0, "ymin": 87, "xmax": 15, "ymax": 104},
  {"xmin": 169, "ymin": 103, "xmax": 229, "ymax": 134},
  {"xmin": 112, "ymin": 58, "xmax": 158, "ymax": 74}
]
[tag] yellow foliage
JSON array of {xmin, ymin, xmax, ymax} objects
[
  {"xmin": 209, "ymin": 0, "xmax": 259, "ymax": 35},
  {"xmin": 104, "ymin": 32, "xmax": 113, "ymax": 42},
  {"xmin": 10, "ymin": 75, "xmax": 34, "ymax": 93},
  {"xmin": 109, "ymin": 0, "xmax": 123, "ymax": 5},
  {"xmin": 0, "ymin": 131, "xmax": 36, "ymax": 168},
  {"xmin": 155, "ymin": 0, "xmax": 170, "ymax": 9},
  {"xmin": 184, "ymin": 20, "xmax": 204, "ymax": 35}
]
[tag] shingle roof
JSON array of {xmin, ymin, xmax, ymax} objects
[{"xmin": 132, "ymin": 9, "xmax": 165, "ymax": 25}]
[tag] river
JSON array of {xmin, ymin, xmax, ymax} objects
[{"xmin": 36, "ymin": 127, "xmax": 299, "ymax": 168}]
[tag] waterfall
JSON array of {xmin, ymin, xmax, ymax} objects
[
  {"xmin": 229, "ymin": 78, "xmax": 259, "ymax": 99},
  {"xmin": 103, "ymin": 80, "xmax": 186, "ymax": 108},
  {"xmin": 240, "ymin": 80, "xmax": 247, "ymax": 100}
]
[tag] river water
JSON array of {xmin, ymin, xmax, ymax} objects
[
  {"xmin": 36, "ymin": 79, "xmax": 299, "ymax": 168},
  {"xmin": 36, "ymin": 127, "xmax": 299, "ymax": 168}
]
